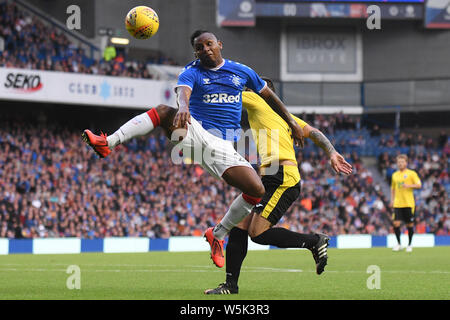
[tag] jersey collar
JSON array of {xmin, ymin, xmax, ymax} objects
[{"xmin": 204, "ymin": 59, "xmax": 225, "ymax": 71}]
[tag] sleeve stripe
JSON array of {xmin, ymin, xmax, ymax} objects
[
  {"xmin": 258, "ymin": 81, "xmax": 267, "ymax": 93},
  {"xmin": 174, "ymin": 84, "xmax": 192, "ymax": 94}
]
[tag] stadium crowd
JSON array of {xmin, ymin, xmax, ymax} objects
[
  {"xmin": 297, "ymin": 112, "xmax": 361, "ymax": 135},
  {"xmin": 0, "ymin": 114, "xmax": 448, "ymax": 239},
  {"xmin": 0, "ymin": 1, "xmax": 177, "ymax": 79}
]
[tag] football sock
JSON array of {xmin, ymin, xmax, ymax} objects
[
  {"xmin": 225, "ymin": 227, "xmax": 248, "ymax": 287},
  {"xmin": 407, "ymin": 226, "xmax": 414, "ymax": 246},
  {"xmin": 394, "ymin": 226, "xmax": 401, "ymax": 244},
  {"xmin": 213, "ymin": 194, "xmax": 259, "ymax": 240},
  {"xmin": 251, "ymin": 227, "xmax": 320, "ymax": 249},
  {"xmin": 107, "ymin": 108, "xmax": 160, "ymax": 149}
]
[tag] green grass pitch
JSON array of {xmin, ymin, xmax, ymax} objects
[{"xmin": 0, "ymin": 247, "xmax": 449, "ymax": 300}]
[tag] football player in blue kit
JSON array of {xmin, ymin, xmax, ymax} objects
[{"xmin": 82, "ymin": 30, "xmax": 304, "ymax": 267}]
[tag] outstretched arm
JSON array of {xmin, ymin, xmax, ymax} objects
[
  {"xmin": 173, "ymin": 86, "xmax": 192, "ymax": 128},
  {"xmin": 304, "ymin": 126, "xmax": 336, "ymax": 157},
  {"xmin": 303, "ymin": 124, "xmax": 353, "ymax": 175}
]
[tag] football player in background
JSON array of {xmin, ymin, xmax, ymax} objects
[{"xmin": 390, "ymin": 154, "xmax": 421, "ymax": 252}]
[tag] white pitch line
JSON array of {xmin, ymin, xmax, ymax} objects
[
  {"xmin": 0, "ymin": 263, "xmax": 201, "ymax": 267},
  {"xmin": 0, "ymin": 268, "xmax": 218, "ymax": 273},
  {"xmin": 0, "ymin": 267, "xmax": 449, "ymax": 274},
  {"xmin": 242, "ymin": 266, "xmax": 303, "ymax": 272}
]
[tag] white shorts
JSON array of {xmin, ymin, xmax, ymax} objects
[{"xmin": 171, "ymin": 117, "xmax": 253, "ymax": 179}]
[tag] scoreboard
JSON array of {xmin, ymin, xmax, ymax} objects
[
  {"xmin": 256, "ymin": 0, "xmax": 424, "ymax": 3},
  {"xmin": 255, "ymin": 2, "xmax": 423, "ymax": 19},
  {"xmin": 217, "ymin": 0, "xmax": 449, "ymax": 29},
  {"xmin": 216, "ymin": 0, "xmax": 424, "ymax": 26}
]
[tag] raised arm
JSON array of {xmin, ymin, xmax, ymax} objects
[
  {"xmin": 302, "ymin": 124, "xmax": 353, "ymax": 175},
  {"xmin": 259, "ymin": 86, "xmax": 304, "ymax": 148},
  {"xmin": 173, "ymin": 86, "xmax": 192, "ymax": 128}
]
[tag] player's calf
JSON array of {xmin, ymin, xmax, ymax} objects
[
  {"xmin": 83, "ymin": 104, "xmax": 180, "ymax": 159},
  {"xmin": 212, "ymin": 194, "xmax": 262, "ymax": 241}
]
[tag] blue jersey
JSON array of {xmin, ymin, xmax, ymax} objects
[{"xmin": 176, "ymin": 59, "xmax": 266, "ymax": 141}]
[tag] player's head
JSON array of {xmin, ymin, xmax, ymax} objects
[
  {"xmin": 261, "ymin": 76, "xmax": 275, "ymax": 93},
  {"xmin": 190, "ymin": 30, "xmax": 223, "ymax": 68},
  {"xmin": 396, "ymin": 154, "xmax": 408, "ymax": 170}
]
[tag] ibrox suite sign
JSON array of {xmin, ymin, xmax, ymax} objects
[{"xmin": 0, "ymin": 67, "xmax": 176, "ymax": 109}]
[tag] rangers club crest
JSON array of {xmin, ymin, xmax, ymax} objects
[{"xmin": 230, "ymin": 75, "xmax": 242, "ymax": 87}]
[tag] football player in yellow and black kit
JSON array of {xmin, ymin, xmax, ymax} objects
[
  {"xmin": 205, "ymin": 78, "xmax": 353, "ymax": 294},
  {"xmin": 390, "ymin": 154, "xmax": 421, "ymax": 253}
]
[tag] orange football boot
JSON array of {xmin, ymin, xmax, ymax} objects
[
  {"xmin": 82, "ymin": 129, "xmax": 111, "ymax": 158},
  {"xmin": 204, "ymin": 227, "xmax": 225, "ymax": 268}
]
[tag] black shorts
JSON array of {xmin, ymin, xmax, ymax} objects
[
  {"xmin": 253, "ymin": 165, "xmax": 301, "ymax": 225},
  {"xmin": 393, "ymin": 207, "xmax": 415, "ymax": 224}
]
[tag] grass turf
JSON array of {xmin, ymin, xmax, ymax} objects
[{"xmin": 0, "ymin": 247, "xmax": 448, "ymax": 300}]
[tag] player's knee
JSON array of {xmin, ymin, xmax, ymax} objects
[
  {"xmin": 242, "ymin": 185, "xmax": 264, "ymax": 199},
  {"xmin": 242, "ymin": 192, "xmax": 263, "ymax": 207},
  {"xmin": 250, "ymin": 232, "xmax": 267, "ymax": 245},
  {"xmin": 155, "ymin": 104, "xmax": 175, "ymax": 119},
  {"xmin": 257, "ymin": 185, "xmax": 265, "ymax": 198},
  {"xmin": 248, "ymin": 228, "xmax": 261, "ymax": 239},
  {"xmin": 252, "ymin": 182, "xmax": 265, "ymax": 198},
  {"xmin": 154, "ymin": 104, "xmax": 178, "ymax": 131},
  {"xmin": 248, "ymin": 217, "xmax": 271, "ymax": 239}
]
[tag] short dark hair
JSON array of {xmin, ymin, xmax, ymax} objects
[
  {"xmin": 261, "ymin": 76, "xmax": 275, "ymax": 93},
  {"xmin": 190, "ymin": 30, "xmax": 211, "ymax": 47}
]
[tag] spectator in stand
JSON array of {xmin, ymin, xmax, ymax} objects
[
  {"xmin": 444, "ymin": 141, "xmax": 450, "ymax": 156},
  {"xmin": 370, "ymin": 124, "xmax": 381, "ymax": 137},
  {"xmin": 438, "ymin": 131, "xmax": 448, "ymax": 149},
  {"xmin": 0, "ymin": 2, "xmax": 178, "ymax": 79}
]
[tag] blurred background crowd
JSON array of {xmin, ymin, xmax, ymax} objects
[{"xmin": 0, "ymin": 112, "xmax": 448, "ymax": 239}]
